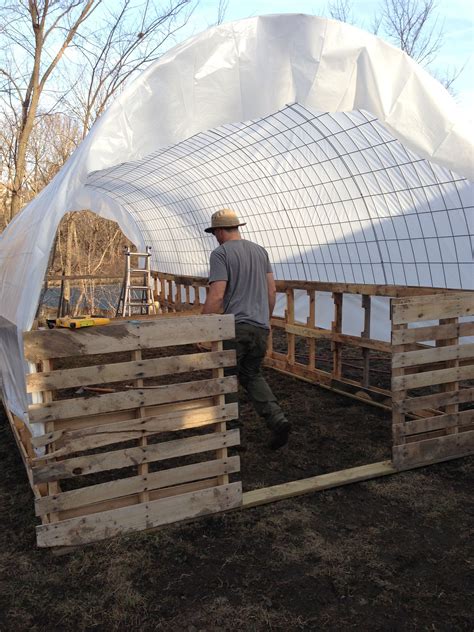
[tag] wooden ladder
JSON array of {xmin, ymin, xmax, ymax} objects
[{"xmin": 116, "ymin": 246, "xmax": 157, "ymax": 317}]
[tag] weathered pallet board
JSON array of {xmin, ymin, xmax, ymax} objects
[
  {"xmin": 392, "ymin": 365, "xmax": 474, "ymax": 391},
  {"xmin": 32, "ymin": 429, "xmax": 240, "ymax": 484},
  {"xmin": 24, "ymin": 315, "xmax": 235, "ymax": 361},
  {"xmin": 26, "ymin": 350, "xmax": 236, "ymax": 393},
  {"xmin": 392, "ymin": 343, "xmax": 474, "ymax": 369},
  {"xmin": 393, "ymin": 409, "xmax": 474, "ymax": 438},
  {"xmin": 392, "ymin": 430, "xmax": 474, "ymax": 468},
  {"xmin": 392, "ymin": 293, "xmax": 474, "ymax": 325},
  {"xmin": 28, "ymin": 376, "xmax": 238, "ymax": 423},
  {"xmin": 32, "ymin": 403, "xmax": 239, "ymax": 455},
  {"xmin": 36, "ymin": 482, "xmax": 243, "ymax": 547},
  {"xmin": 394, "ymin": 387, "xmax": 474, "ymax": 414},
  {"xmin": 35, "ymin": 456, "xmax": 240, "ymax": 517},
  {"xmin": 391, "ymin": 321, "xmax": 474, "ymax": 345}
]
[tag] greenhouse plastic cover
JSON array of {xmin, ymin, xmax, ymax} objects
[{"xmin": 0, "ymin": 13, "xmax": 473, "ymax": 424}]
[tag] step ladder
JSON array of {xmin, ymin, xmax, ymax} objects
[{"xmin": 116, "ymin": 246, "xmax": 158, "ymax": 317}]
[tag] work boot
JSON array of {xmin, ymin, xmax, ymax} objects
[{"xmin": 269, "ymin": 421, "xmax": 291, "ymax": 450}]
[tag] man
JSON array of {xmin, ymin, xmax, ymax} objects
[{"xmin": 202, "ymin": 208, "xmax": 291, "ymax": 449}]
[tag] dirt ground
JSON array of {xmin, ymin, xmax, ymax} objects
[{"xmin": 0, "ymin": 366, "xmax": 473, "ymax": 631}]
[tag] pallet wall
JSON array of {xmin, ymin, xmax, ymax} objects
[
  {"xmin": 391, "ymin": 293, "xmax": 474, "ymax": 468},
  {"xmin": 22, "ymin": 314, "xmax": 242, "ymax": 547}
]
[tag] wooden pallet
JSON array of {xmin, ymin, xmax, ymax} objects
[
  {"xmin": 391, "ymin": 293, "xmax": 474, "ymax": 468},
  {"xmin": 22, "ymin": 314, "xmax": 242, "ymax": 547}
]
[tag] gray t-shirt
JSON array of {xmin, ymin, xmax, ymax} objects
[{"xmin": 209, "ymin": 239, "xmax": 273, "ymax": 329}]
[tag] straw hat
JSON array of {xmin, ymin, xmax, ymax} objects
[{"xmin": 204, "ymin": 208, "xmax": 246, "ymax": 233}]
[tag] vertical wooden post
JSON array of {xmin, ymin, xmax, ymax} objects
[
  {"xmin": 132, "ymin": 349, "xmax": 149, "ymax": 504},
  {"xmin": 332, "ymin": 292, "xmax": 343, "ymax": 378},
  {"xmin": 307, "ymin": 289, "xmax": 316, "ymax": 369},
  {"xmin": 42, "ymin": 359, "xmax": 60, "ymax": 522},
  {"xmin": 361, "ymin": 295, "xmax": 371, "ymax": 388},
  {"xmin": 193, "ymin": 285, "xmax": 201, "ymax": 307},
  {"xmin": 286, "ymin": 289, "xmax": 295, "ymax": 365},
  {"xmin": 175, "ymin": 283, "xmax": 182, "ymax": 312},
  {"xmin": 391, "ymin": 321, "xmax": 408, "ymax": 457},
  {"xmin": 212, "ymin": 340, "xmax": 229, "ymax": 485},
  {"xmin": 167, "ymin": 280, "xmax": 174, "ymax": 312},
  {"xmin": 185, "ymin": 284, "xmax": 191, "ymax": 307},
  {"xmin": 437, "ymin": 317, "xmax": 459, "ymax": 434}
]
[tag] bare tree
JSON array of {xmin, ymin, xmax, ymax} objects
[
  {"xmin": 0, "ymin": 0, "xmax": 100, "ymax": 222},
  {"xmin": 216, "ymin": 0, "xmax": 229, "ymax": 26},
  {"xmin": 69, "ymin": 0, "xmax": 194, "ymax": 139},
  {"xmin": 378, "ymin": 0, "xmax": 444, "ymax": 65},
  {"xmin": 328, "ymin": 0, "xmax": 354, "ymax": 24}
]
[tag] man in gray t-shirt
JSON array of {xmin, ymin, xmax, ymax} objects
[{"xmin": 202, "ymin": 208, "xmax": 291, "ymax": 449}]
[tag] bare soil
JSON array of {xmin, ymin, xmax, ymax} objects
[{"xmin": 0, "ymin": 366, "xmax": 473, "ymax": 631}]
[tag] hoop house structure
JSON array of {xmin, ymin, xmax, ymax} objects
[{"xmin": 0, "ymin": 14, "xmax": 473, "ymax": 548}]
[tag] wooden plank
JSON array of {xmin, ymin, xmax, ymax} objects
[
  {"xmin": 36, "ymin": 482, "xmax": 242, "ymax": 547},
  {"xmin": 284, "ymin": 323, "xmax": 391, "ymax": 353},
  {"xmin": 361, "ymin": 295, "xmax": 371, "ymax": 388},
  {"xmin": 28, "ymin": 376, "xmax": 238, "ymax": 423},
  {"xmin": 286, "ymin": 289, "xmax": 295, "ymax": 364},
  {"xmin": 32, "ymin": 403, "xmax": 239, "ymax": 455},
  {"xmin": 32, "ymin": 429, "xmax": 240, "ymax": 484},
  {"xmin": 391, "ymin": 321, "xmax": 474, "ymax": 345},
  {"xmin": 392, "ymin": 365, "xmax": 474, "ymax": 391},
  {"xmin": 392, "ymin": 430, "xmax": 474, "ymax": 469},
  {"xmin": 391, "ymin": 323, "xmax": 407, "ymax": 446},
  {"xmin": 392, "ymin": 343, "xmax": 474, "ymax": 369},
  {"xmin": 395, "ymin": 387, "xmax": 474, "ymax": 414},
  {"xmin": 243, "ymin": 461, "xmax": 396, "ymax": 508},
  {"xmin": 35, "ymin": 456, "xmax": 240, "ymax": 517},
  {"xmin": 307, "ymin": 290, "xmax": 316, "ymax": 368},
  {"xmin": 26, "ymin": 350, "xmax": 236, "ymax": 393},
  {"xmin": 394, "ymin": 409, "xmax": 474, "ymax": 438},
  {"xmin": 332, "ymin": 292, "xmax": 343, "ymax": 378},
  {"xmin": 212, "ymin": 340, "xmax": 230, "ymax": 485},
  {"xmin": 392, "ymin": 293, "xmax": 474, "ymax": 325},
  {"xmin": 23, "ymin": 314, "xmax": 235, "ymax": 361}
]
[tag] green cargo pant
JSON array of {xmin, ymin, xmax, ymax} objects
[{"xmin": 224, "ymin": 322, "xmax": 287, "ymax": 431}]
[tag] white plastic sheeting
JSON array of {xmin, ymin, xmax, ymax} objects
[{"xmin": 0, "ymin": 14, "xmax": 473, "ymax": 423}]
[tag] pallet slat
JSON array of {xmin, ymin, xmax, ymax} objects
[
  {"xmin": 32, "ymin": 403, "xmax": 239, "ymax": 454},
  {"xmin": 393, "ymin": 409, "xmax": 474, "ymax": 439},
  {"xmin": 28, "ymin": 376, "xmax": 238, "ymax": 423},
  {"xmin": 394, "ymin": 387, "xmax": 474, "ymax": 413},
  {"xmin": 32, "ymin": 429, "xmax": 240, "ymax": 484},
  {"xmin": 35, "ymin": 456, "xmax": 240, "ymax": 517},
  {"xmin": 392, "ymin": 294, "xmax": 474, "ymax": 325},
  {"xmin": 36, "ymin": 482, "xmax": 242, "ymax": 547},
  {"xmin": 391, "ymin": 321, "xmax": 474, "ymax": 345},
  {"xmin": 391, "ymin": 365, "xmax": 474, "ymax": 391},
  {"xmin": 392, "ymin": 343, "xmax": 474, "ymax": 369},
  {"xmin": 392, "ymin": 430, "xmax": 474, "ymax": 469},
  {"xmin": 23, "ymin": 315, "xmax": 235, "ymax": 361},
  {"xmin": 26, "ymin": 350, "xmax": 236, "ymax": 393}
]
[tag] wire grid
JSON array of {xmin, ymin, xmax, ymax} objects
[{"xmin": 85, "ymin": 103, "xmax": 473, "ymax": 288}]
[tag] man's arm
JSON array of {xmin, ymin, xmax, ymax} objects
[
  {"xmin": 267, "ymin": 272, "xmax": 276, "ymax": 318},
  {"xmin": 202, "ymin": 280, "xmax": 227, "ymax": 314}
]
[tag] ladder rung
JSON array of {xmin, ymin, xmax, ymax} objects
[
  {"xmin": 131, "ymin": 268, "xmax": 149, "ymax": 272},
  {"xmin": 128, "ymin": 252, "xmax": 151, "ymax": 257},
  {"xmin": 126, "ymin": 302, "xmax": 154, "ymax": 306},
  {"xmin": 129, "ymin": 285, "xmax": 150, "ymax": 289}
]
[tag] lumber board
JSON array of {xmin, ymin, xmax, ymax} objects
[
  {"xmin": 391, "ymin": 321, "xmax": 474, "ymax": 345},
  {"xmin": 392, "ymin": 293, "xmax": 474, "ymax": 325},
  {"xmin": 394, "ymin": 387, "xmax": 474, "ymax": 414},
  {"xmin": 32, "ymin": 429, "xmax": 240, "ymax": 484},
  {"xmin": 243, "ymin": 461, "xmax": 396, "ymax": 508},
  {"xmin": 284, "ymin": 323, "xmax": 391, "ymax": 352},
  {"xmin": 393, "ymin": 409, "xmax": 474, "ymax": 438},
  {"xmin": 32, "ymin": 403, "xmax": 239, "ymax": 454},
  {"xmin": 36, "ymin": 482, "xmax": 242, "ymax": 547},
  {"xmin": 26, "ymin": 350, "xmax": 236, "ymax": 393},
  {"xmin": 23, "ymin": 315, "xmax": 235, "ymax": 361},
  {"xmin": 28, "ymin": 376, "xmax": 238, "ymax": 423},
  {"xmin": 392, "ymin": 430, "xmax": 474, "ymax": 469},
  {"xmin": 392, "ymin": 343, "xmax": 474, "ymax": 369},
  {"xmin": 35, "ymin": 456, "xmax": 240, "ymax": 516},
  {"xmin": 391, "ymin": 364, "xmax": 474, "ymax": 391}
]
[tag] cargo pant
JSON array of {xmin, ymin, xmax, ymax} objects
[{"xmin": 224, "ymin": 322, "xmax": 288, "ymax": 431}]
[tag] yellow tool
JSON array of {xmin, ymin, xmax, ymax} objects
[{"xmin": 55, "ymin": 316, "xmax": 111, "ymax": 329}]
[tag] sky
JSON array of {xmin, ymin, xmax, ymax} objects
[{"xmin": 188, "ymin": 0, "xmax": 474, "ymax": 120}]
